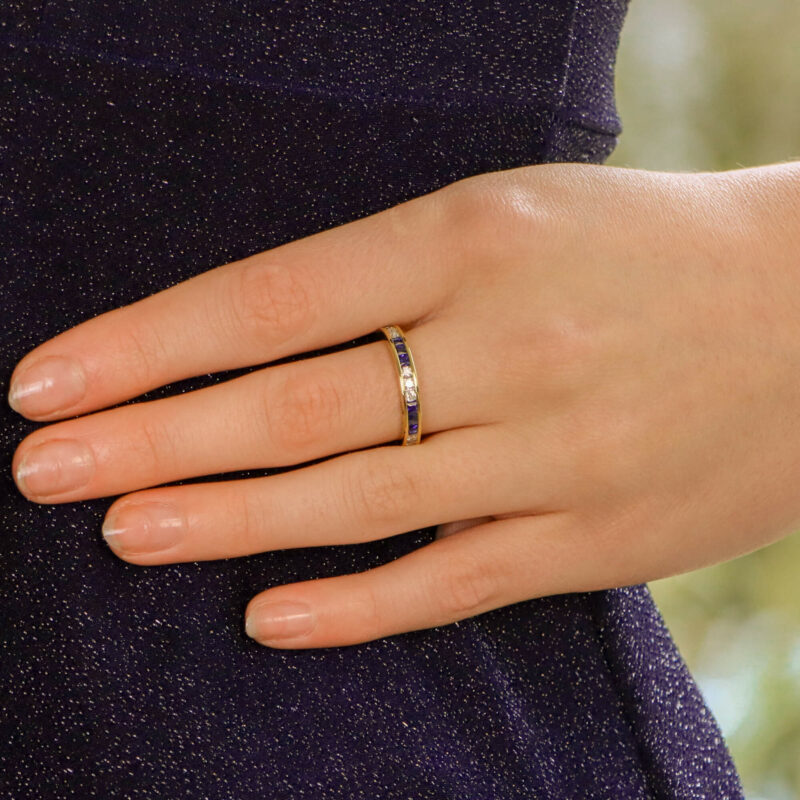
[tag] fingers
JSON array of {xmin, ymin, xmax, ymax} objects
[
  {"xmin": 100, "ymin": 424, "xmax": 545, "ymax": 566},
  {"xmin": 8, "ymin": 186, "xmax": 459, "ymax": 421},
  {"xmin": 243, "ymin": 511, "xmax": 592, "ymax": 650},
  {"xmin": 11, "ymin": 317, "xmax": 487, "ymax": 503}
]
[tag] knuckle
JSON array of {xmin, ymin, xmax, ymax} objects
[
  {"xmin": 530, "ymin": 312, "xmax": 600, "ymax": 373},
  {"xmin": 489, "ymin": 310, "xmax": 601, "ymax": 405},
  {"xmin": 132, "ymin": 415, "xmax": 180, "ymax": 478},
  {"xmin": 435, "ymin": 554, "xmax": 498, "ymax": 619},
  {"xmin": 344, "ymin": 462, "xmax": 422, "ymax": 530},
  {"xmin": 440, "ymin": 172, "xmax": 550, "ymax": 262},
  {"xmin": 441, "ymin": 173, "xmax": 498, "ymax": 223},
  {"xmin": 265, "ymin": 367, "xmax": 344, "ymax": 454},
  {"xmin": 570, "ymin": 402, "xmax": 648, "ymax": 506},
  {"xmin": 124, "ymin": 321, "xmax": 170, "ymax": 387},
  {"xmin": 510, "ymin": 309, "xmax": 603, "ymax": 394},
  {"xmin": 229, "ymin": 259, "xmax": 314, "ymax": 348},
  {"xmin": 351, "ymin": 579, "xmax": 385, "ymax": 638},
  {"xmin": 439, "ymin": 178, "xmax": 502, "ymax": 257},
  {"xmin": 238, "ymin": 490, "xmax": 268, "ymax": 556}
]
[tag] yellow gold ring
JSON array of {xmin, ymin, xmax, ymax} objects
[{"xmin": 380, "ymin": 324, "xmax": 422, "ymax": 445}]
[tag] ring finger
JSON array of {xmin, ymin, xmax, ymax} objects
[{"xmin": 12, "ymin": 316, "xmax": 488, "ymax": 503}]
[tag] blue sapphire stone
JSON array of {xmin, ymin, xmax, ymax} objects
[
  {"xmin": 398, "ymin": 351, "xmax": 410, "ymax": 366},
  {"xmin": 408, "ymin": 423, "xmax": 419, "ymax": 434}
]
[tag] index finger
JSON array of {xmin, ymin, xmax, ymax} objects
[{"xmin": 8, "ymin": 184, "xmax": 459, "ymax": 421}]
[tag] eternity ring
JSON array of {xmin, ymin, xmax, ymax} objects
[{"xmin": 380, "ymin": 324, "xmax": 422, "ymax": 445}]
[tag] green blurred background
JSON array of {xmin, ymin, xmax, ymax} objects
[{"xmin": 606, "ymin": 1, "xmax": 800, "ymax": 797}]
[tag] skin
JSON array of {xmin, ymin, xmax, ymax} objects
[{"xmin": 8, "ymin": 160, "xmax": 800, "ymax": 649}]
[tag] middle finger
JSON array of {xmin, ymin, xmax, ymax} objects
[{"xmin": 12, "ymin": 317, "xmax": 486, "ymax": 504}]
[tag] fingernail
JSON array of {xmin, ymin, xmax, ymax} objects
[
  {"xmin": 245, "ymin": 601, "xmax": 316, "ymax": 642},
  {"xmin": 102, "ymin": 502, "xmax": 185, "ymax": 555},
  {"xmin": 8, "ymin": 355, "xmax": 87, "ymax": 416},
  {"xmin": 15, "ymin": 439, "xmax": 95, "ymax": 497}
]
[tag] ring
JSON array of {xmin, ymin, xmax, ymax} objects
[{"xmin": 380, "ymin": 324, "xmax": 422, "ymax": 445}]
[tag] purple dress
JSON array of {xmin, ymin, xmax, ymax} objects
[{"xmin": 0, "ymin": 2, "xmax": 744, "ymax": 797}]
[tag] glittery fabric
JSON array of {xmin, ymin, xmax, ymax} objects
[{"xmin": 0, "ymin": 2, "xmax": 744, "ymax": 797}]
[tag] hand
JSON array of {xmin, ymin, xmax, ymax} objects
[{"xmin": 9, "ymin": 161, "xmax": 800, "ymax": 649}]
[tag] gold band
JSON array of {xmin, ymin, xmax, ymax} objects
[{"xmin": 380, "ymin": 324, "xmax": 422, "ymax": 445}]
